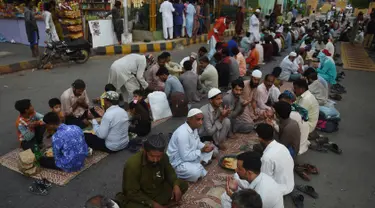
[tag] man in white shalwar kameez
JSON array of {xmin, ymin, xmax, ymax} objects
[
  {"xmin": 167, "ymin": 109, "xmax": 215, "ymax": 182},
  {"xmin": 108, "ymin": 54, "xmax": 150, "ymax": 103},
  {"xmin": 249, "ymin": 9, "xmax": 261, "ymax": 43},
  {"xmin": 159, "ymin": 0, "xmax": 175, "ymax": 40}
]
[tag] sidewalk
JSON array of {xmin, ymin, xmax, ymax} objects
[{"xmin": 0, "ymin": 43, "xmax": 39, "ymax": 74}]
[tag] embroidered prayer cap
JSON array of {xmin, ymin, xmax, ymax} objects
[
  {"xmin": 289, "ymin": 51, "xmax": 297, "ymax": 57},
  {"xmin": 187, "ymin": 108, "xmax": 203, "ymax": 118},
  {"xmin": 190, "ymin": 52, "xmax": 198, "ymax": 59},
  {"xmin": 252, "ymin": 70, "xmax": 262, "ymax": 78},
  {"xmin": 208, "ymin": 88, "xmax": 222, "ymax": 99},
  {"xmin": 101, "ymin": 91, "xmax": 119, "ymax": 101}
]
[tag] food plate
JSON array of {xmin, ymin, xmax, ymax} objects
[
  {"xmin": 44, "ymin": 147, "xmax": 54, "ymax": 158},
  {"xmin": 218, "ymin": 154, "xmax": 238, "ymax": 171}
]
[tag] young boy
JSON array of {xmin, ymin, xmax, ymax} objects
[
  {"xmin": 48, "ymin": 98, "xmax": 64, "ymax": 122},
  {"xmin": 15, "ymin": 99, "xmax": 45, "ymax": 150},
  {"xmin": 93, "ymin": 84, "xmax": 117, "ymax": 109}
]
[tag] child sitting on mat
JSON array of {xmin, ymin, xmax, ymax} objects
[{"xmin": 48, "ymin": 98, "xmax": 64, "ymax": 123}]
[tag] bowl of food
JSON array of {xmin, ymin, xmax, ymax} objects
[
  {"xmin": 44, "ymin": 147, "xmax": 53, "ymax": 158},
  {"xmin": 219, "ymin": 155, "xmax": 238, "ymax": 171}
]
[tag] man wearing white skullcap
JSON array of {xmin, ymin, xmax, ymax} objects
[
  {"xmin": 279, "ymin": 51, "xmax": 302, "ymax": 81},
  {"xmin": 249, "ymin": 9, "xmax": 261, "ymax": 43},
  {"xmin": 167, "ymin": 108, "xmax": 215, "ymax": 182},
  {"xmin": 199, "ymin": 88, "xmax": 231, "ymax": 150}
]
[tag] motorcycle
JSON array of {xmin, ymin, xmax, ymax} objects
[{"xmin": 38, "ymin": 35, "xmax": 91, "ymax": 69}]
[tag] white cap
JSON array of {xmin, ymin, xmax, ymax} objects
[
  {"xmin": 208, "ymin": 88, "xmax": 222, "ymax": 99},
  {"xmin": 187, "ymin": 108, "xmax": 203, "ymax": 118},
  {"xmin": 289, "ymin": 52, "xmax": 297, "ymax": 57},
  {"xmin": 255, "ymin": 9, "xmax": 261, "ymax": 13},
  {"xmin": 252, "ymin": 69, "xmax": 262, "ymax": 78}
]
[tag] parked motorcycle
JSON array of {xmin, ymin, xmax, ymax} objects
[{"xmin": 38, "ymin": 37, "xmax": 91, "ymax": 69}]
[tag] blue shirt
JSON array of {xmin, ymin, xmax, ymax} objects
[
  {"xmin": 52, "ymin": 124, "xmax": 88, "ymax": 172},
  {"xmin": 164, "ymin": 75, "xmax": 185, "ymax": 98},
  {"xmin": 227, "ymin": 39, "xmax": 238, "ymax": 56}
]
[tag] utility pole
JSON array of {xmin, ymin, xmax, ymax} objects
[{"xmin": 122, "ymin": 0, "xmax": 132, "ymax": 43}]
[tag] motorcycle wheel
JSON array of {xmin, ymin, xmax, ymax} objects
[
  {"xmin": 38, "ymin": 52, "xmax": 52, "ymax": 69},
  {"xmin": 74, "ymin": 49, "xmax": 90, "ymax": 64}
]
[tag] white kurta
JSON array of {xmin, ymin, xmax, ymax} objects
[
  {"xmin": 180, "ymin": 56, "xmax": 198, "ymax": 74},
  {"xmin": 108, "ymin": 54, "xmax": 149, "ymax": 102},
  {"xmin": 43, "ymin": 11, "xmax": 59, "ymax": 42},
  {"xmin": 261, "ymin": 140, "xmax": 295, "ymax": 195},
  {"xmin": 221, "ymin": 173, "xmax": 284, "ymax": 208},
  {"xmin": 167, "ymin": 122, "xmax": 212, "ymax": 182},
  {"xmin": 249, "ymin": 14, "xmax": 260, "ymax": 43},
  {"xmin": 159, "ymin": 1, "xmax": 175, "ymax": 39},
  {"xmin": 255, "ymin": 43, "xmax": 264, "ymax": 64}
]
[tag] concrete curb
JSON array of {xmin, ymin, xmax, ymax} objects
[
  {"xmin": 0, "ymin": 60, "xmax": 38, "ymax": 75},
  {"xmin": 94, "ymin": 29, "xmax": 236, "ymax": 56}
]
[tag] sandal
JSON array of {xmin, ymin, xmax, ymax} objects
[
  {"xmin": 323, "ymin": 142, "xmax": 343, "ymax": 154},
  {"xmin": 308, "ymin": 143, "xmax": 328, "ymax": 153},
  {"xmin": 329, "ymin": 94, "xmax": 342, "ymax": 101},
  {"xmin": 290, "ymin": 191, "xmax": 304, "ymax": 208},
  {"xmin": 302, "ymin": 164, "xmax": 319, "ymax": 175},
  {"xmin": 29, "ymin": 183, "xmax": 49, "ymax": 196},
  {"xmin": 315, "ymin": 137, "xmax": 329, "ymax": 145},
  {"xmin": 294, "ymin": 167, "xmax": 311, "ymax": 181},
  {"xmin": 296, "ymin": 185, "xmax": 319, "ymax": 199},
  {"xmin": 34, "ymin": 178, "xmax": 52, "ymax": 190}
]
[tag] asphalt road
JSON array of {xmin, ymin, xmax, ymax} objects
[{"xmin": 0, "ymin": 42, "xmax": 375, "ymax": 208}]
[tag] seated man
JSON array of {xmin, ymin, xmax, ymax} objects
[
  {"xmin": 256, "ymin": 123, "xmax": 294, "ymax": 195},
  {"xmin": 279, "ymin": 52, "xmax": 302, "ymax": 82},
  {"xmin": 293, "ymin": 79, "xmax": 319, "ymax": 133},
  {"xmin": 222, "ymin": 48, "xmax": 240, "ymax": 84},
  {"xmin": 306, "ymin": 71, "xmax": 328, "ymax": 106},
  {"xmin": 167, "ymin": 109, "xmax": 215, "ymax": 182},
  {"xmin": 316, "ymin": 50, "xmax": 337, "ymax": 86},
  {"xmin": 272, "ymin": 101, "xmax": 301, "ymax": 158},
  {"xmin": 15, "ymin": 99, "xmax": 45, "ymax": 151},
  {"xmin": 85, "ymin": 91, "xmax": 129, "ymax": 153},
  {"xmin": 255, "ymin": 74, "xmax": 280, "ymax": 115},
  {"xmin": 162, "ymin": 52, "xmax": 183, "ymax": 77},
  {"xmin": 39, "ymin": 112, "xmax": 88, "ymax": 172},
  {"xmin": 232, "ymin": 47, "xmax": 247, "ymax": 77},
  {"xmin": 240, "ymin": 32, "xmax": 251, "ymax": 54},
  {"xmin": 255, "ymin": 42, "xmax": 264, "ymax": 64},
  {"xmin": 179, "ymin": 60, "xmax": 201, "ymax": 103},
  {"xmin": 214, "ymin": 53, "xmax": 231, "ymax": 90},
  {"xmin": 156, "ymin": 66, "xmax": 188, "ymax": 117},
  {"xmin": 246, "ymin": 43, "xmax": 259, "ymax": 70},
  {"xmin": 128, "ymin": 100, "xmax": 151, "ymax": 137},
  {"xmin": 200, "ymin": 88, "xmax": 231, "ymax": 150},
  {"xmin": 221, "ymin": 151, "xmax": 284, "ymax": 208},
  {"xmin": 231, "ymin": 189, "xmax": 263, "ymax": 208},
  {"xmin": 145, "ymin": 54, "xmax": 167, "ymax": 91},
  {"xmin": 262, "ymin": 36, "xmax": 274, "ymax": 63},
  {"xmin": 199, "ymin": 56, "xmax": 219, "ymax": 93},
  {"xmin": 223, "ymin": 79, "xmax": 254, "ymax": 134},
  {"xmin": 60, "ymin": 79, "xmax": 90, "ymax": 129},
  {"xmin": 116, "ymin": 135, "xmax": 188, "ymax": 208},
  {"xmin": 180, "ymin": 52, "xmax": 198, "ymax": 74}
]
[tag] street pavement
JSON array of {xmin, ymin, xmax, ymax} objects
[{"xmin": 1, "ymin": 42, "xmax": 375, "ymax": 208}]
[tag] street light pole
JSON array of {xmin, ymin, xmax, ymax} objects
[{"xmin": 124, "ymin": 0, "xmax": 128, "ymax": 35}]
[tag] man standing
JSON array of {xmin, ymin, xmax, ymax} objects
[
  {"xmin": 200, "ymin": 88, "xmax": 231, "ymax": 150},
  {"xmin": 86, "ymin": 91, "xmax": 129, "ymax": 153},
  {"xmin": 249, "ymin": 9, "xmax": 261, "ymax": 43},
  {"xmin": 221, "ymin": 151, "xmax": 284, "ymax": 208},
  {"xmin": 293, "ymin": 79, "xmax": 319, "ymax": 133},
  {"xmin": 167, "ymin": 109, "xmax": 215, "ymax": 182},
  {"xmin": 207, "ymin": 16, "xmax": 230, "ymax": 59},
  {"xmin": 256, "ymin": 123, "xmax": 294, "ymax": 195},
  {"xmin": 24, "ymin": 0, "xmax": 39, "ymax": 57},
  {"xmin": 108, "ymin": 54, "xmax": 151, "ymax": 103},
  {"xmin": 39, "ymin": 112, "xmax": 88, "ymax": 172},
  {"xmin": 61, "ymin": 79, "xmax": 90, "ymax": 128},
  {"xmin": 116, "ymin": 134, "xmax": 188, "ymax": 208},
  {"xmin": 279, "ymin": 52, "xmax": 302, "ymax": 81},
  {"xmin": 160, "ymin": 0, "xmax": 175, "ymax": 40},
  {"xmin": 223, "ymin": 79, "xmax": 253, "ymax": 134},
  {"xmin": 235, "ymin": 6, "xmax": 244, "ymax": 36}
]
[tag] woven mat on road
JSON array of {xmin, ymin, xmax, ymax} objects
[
  {"xmin": 341, "ymin": 42, "xmax": 375, "ymax": 72},
  {"xmin": 179, "ymin": 133, "xmax": 259, "ymax": 208},
  {"xmin": 0, "ymin": 149, "xmax": 108, "ymax": 186}
]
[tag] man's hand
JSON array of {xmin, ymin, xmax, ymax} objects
[
  {"xmin": 153, "ymin": 201, "xmax": 166, "ymax": 208},
  {"xmin": 201, "ymin": 143, "xmax": 214, "ymax": 153},
  {"xmin": 28, "ymin": 121, "xmax": 40, "ymax": 128},
  {"xmin": 171, "ymin": 185, "xmax": 182, "ymax": 202},
  {"xmin": 226, "ymin": 176, "xmax": 238, "ymax": 197},
  {"xmin": 221, "ymin": 105, "xmax": 231, "ymax": 118},
  {"xmin": 94, "ymin": 106, "xmax": 105, "ymax": 117},
  {"xmin": 242, "ymin": 100, "xmax": 251, "ymax": 107},
  {"xmin": 77, "ymin": 97, "xmax": 86, "ymax": 105},
  {"xmin": 86, "ymin": 110, "xmax": 94, "ymax": 120}
]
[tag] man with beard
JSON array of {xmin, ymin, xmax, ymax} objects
[
  {"xmin": 223, "ymin": 78, "xmax": 253, "ymax": 134},
  {"xmin": 116, "ymin": 134, "xmax": 188, "ymax": 208},
  {"xmin": 256, "ymin": 123, "xmax": 294, "ymax": 195},
  {"xmin": 200, "ymin": 88, "xmax": 231, "ymax": 150},
  {"xmin": 236, "ymin": 70, "xmax": 262, "ymax": 128},
  {"xmin": 167, "ymin": 108, "xmax": 215, "ymax": 182},
  {"xmin": 145, "ymin": 54, "xmax": 167, "ymax": 91},
  {"xmin": 255, "ymin": 74, "xmax": 280, "ymax": 116},
  {"xmin": 61, "ymin": 79, "xmax": 90, "ymax": 128},
  {"xmin": 221, "ymin": 151, "xmax": 284, "ymax": 208}
]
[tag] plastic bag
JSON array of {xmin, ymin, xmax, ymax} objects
[{"xmin": 147, "ymin": 91, "xmax": 172, "ymax": 121}]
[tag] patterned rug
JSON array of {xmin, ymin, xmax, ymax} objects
[
  {"xmin": 0, "ymin": 149, "xmax": 109, "ymax": 186},
  {"xmin": 151, "ymin": 116, "xmax": 172, "ymax": 128},
  {"xmin": 180, "ymin": 133, "xmax": 259, "ymax": 208},
  {"xmin": 341, "ymin": 42, "xmax": 375, "ymax": 72}
]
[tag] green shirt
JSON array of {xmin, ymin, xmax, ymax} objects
[{"xmin": 122, "ymin": 150, "xmax": 182, "ymax": 207}]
